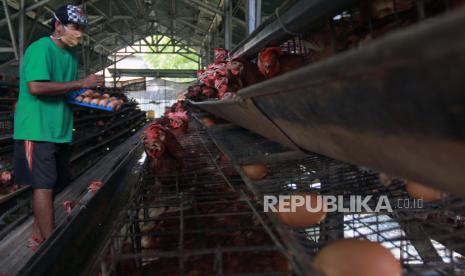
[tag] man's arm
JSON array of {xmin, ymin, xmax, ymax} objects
[{"xmin": 28, "ymin": 74, "xmax": 104, "ymax": 96}]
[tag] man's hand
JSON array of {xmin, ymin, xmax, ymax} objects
[
  {"xmin": 80, "ymin": 74, "xmax": 104, "ymax": 88},
  {"xmin": 29, "ymin": 75, "xmax": 104, "ymax": 96}
]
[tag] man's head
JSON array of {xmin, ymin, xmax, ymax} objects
[{"xmin": 50, "ymin": 4, "xmax": 88, "ymax": 47}]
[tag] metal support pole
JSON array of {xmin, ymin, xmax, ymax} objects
[
  {"xmin": 86, "ymin": 45, "xmax": 90, "ymax": 75},
  {"xmin": 2, "ymin": 0, "xmax": 19, "ymax": 60},
  {"xmin": 19, "ymin": 0, "xmax": 25, "ymax": 66},
  {"xmin": 247, "ymin": 0, "xmax": 261, "ymax": 34},
  {"xmin": 223, "ymin": 0, "xmax": 232, "ymax": 50},
  {"xmin": 113, "ymin": 55, "xmax": 117, "ymax": 90},
  {"xmin": 0, "ymin": 0, "xmax": 52, "ymax": 28},
  {"xmin": 102, "ymin": 55, "xmax": 106, "ymax": 87}
]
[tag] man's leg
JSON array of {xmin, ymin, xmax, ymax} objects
[
  {"xmin": 14, "ymin": 140, "xmax": 45, "ymax": 242},
  {"xmin": 28, "ymin": 141, "xmax": 58, "ymax": 241},
  {"xmin": 32, "ymin": 188, "xmax": 55, "ymax": 239},
  {"xmin": 32, "ymin": 218, "xmax": 43, "ymax": 240}
]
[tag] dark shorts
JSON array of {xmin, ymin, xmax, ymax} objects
[{"xmin": 14, "ymin": 140, "xmax": 70, "ymax": 190}]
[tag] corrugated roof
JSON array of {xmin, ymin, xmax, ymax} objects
[{"xmin": 0, "ymin": 0, "xmax": 287, "ymax": 76}]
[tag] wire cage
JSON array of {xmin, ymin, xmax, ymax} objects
[
  {"xmin": 93, "ymin": 122, "xmax": 306, "ymax": 276},
  {"xmin": 205, "ymin": 122, "xmax": 465, "ymax": 275},
  {"xmin": 246, "ymin": 156, "xmax": 465, "ymax": 275},
  {"xmin": 90, "ymin": 114, "xmax": 465, "ymax": 275},
  {"xmin": 287, "ymin": 0, "xmax": 465, "ymax": 65},
  {"xmin": 0, "ymin": 112, "xmax": 13, "ymax": 136}
]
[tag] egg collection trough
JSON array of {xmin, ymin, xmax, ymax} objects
[{"xmin": 192, "ymin": 5, "xmax": 465, "ymax": 200}]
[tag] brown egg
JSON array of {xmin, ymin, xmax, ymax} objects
[
  {"xmin": 103, "ymin": 93, "xmax": 110, "ymax": 98},
  {"xmin": 379, "ymin": 173, "xmax": 395, "ymax": 187},
  {"xmin": 75, "ymin": 95, "xmax": 84, "ymax": 102},
  {"xmin": 98, "ymin": 98, "xmax": 109, "ymax": 107},
  {"xmin": 90, "ymin": 98, "xmax": 100, "ymax": 105},
  {"xmin": 242, "ymin": 164, "xmax": 267, "ymax": 181},
  {"xmin": 202, "ymin": 117, "xmax": 216, "ymax": 127},
  {"xmin": 82, "ymin": 90, "xmax": 94, "ymax": 97},
  {"xmin": 82, "ymin": 97, "xmax": 92, "ymax": 104},
  {"xmin": 314, "ymin": 239, "xmax": 401, "ymax": 276},
  {"xmin": 107, "ymin": 101, "xmax": 117, "ymax": 110},
  {"xmin": 275, "ymin": 192, "xmax": 326, "ymax": 228},
  {"xmin": 405, "ymin": 181, "xmax": 445, "ymax": 202}
]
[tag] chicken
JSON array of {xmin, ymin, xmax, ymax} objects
[
  {"xmin": 199, "ymin": 63, "xmax": 228, "ymax": 88},
  {"xmin": 145, "ymin": 123, "xmax": 184, "ymax": 160},
  {"xmin": 150, "ymin": 154, "xmax": 181, "ymax": 176},
  {"xmin": 143, "ymin": 124, "xmax": 168, "ymax": 159},
  {"xmin": 88, "ymin": 180, "xmax": 103, "ymax": 194},
  {"xmin": 217, "ymin": 154, "xmax": 236, "ymax": 176},
  {"xmin": 174, "ymin": 101, "xmax": 186, "ymax": 112},
  {"xmin": 201, "ymin": 86, "xmax": 217, "ymax": 98},
  {"xmin": 257, "ymin": 47, "xmax": 306, "ymax": 78},
  {"xmin": 227, "ymin": 58, "xmax": 264, "ymax": 87},
  {"xmin": 0, "ymin": 171, "xmax": 12, "ymax": 185},
  {"xmin": 63, "ymin": 200, "xmax": 77, "ymax": 215},
  {"xmin": 197, "ymin": 70, "xmax": 214, "ymax": 88},
  {"xmin": 167, "ymin": 111, "xmax": 189, "ymax": 135},
  {"xmin": 153, "ymin": 117, "xmax": 171, "ymax": 127},
  {"xmin": 370, "ymin": 0, "xmax": 415, "ymax": 19},
  {"xmin": 214, "ymin": 75, "xmax": 242, "ymax": 99},
  {"xmin": 214, "ymin": 48, "xmax": 229, "ymax": 63}
]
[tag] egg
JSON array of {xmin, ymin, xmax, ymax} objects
[
  {"xmin": 379, "ymin": 173, "xmax": 395, "ymax": 187},
  {"xmin": 98, "ymin": 98, "xmax": 109, "ymax": 107},
  {"xmin": 90, "ymin": 98, "xmax": 100, "ymax": 105},
  {"xmin": 405, "ymin": 181, "xmax": 445, "ymax": 202},
  {"xmin": 202, "ymin": 117, "xmax": 216, "ymax": 127},
  {"xmin": 103, "ymin": 93, "xmax": 110, "ymax": 98},
  {"xmin": 242, "ymin": 164, "xmax": 267, "ymax": 181},
  {"xmin": 82, "ymin": 97, "xmax": 92, "ymax": 104},
  {"xmin": 107, "ymin": 101, "xmax": 117, "ymax": 110},
  {"xmin": 75, "ymin": 95, "xmax": 84, "ymax": 102},
  {"xmin": 314, "ymin": 239, "xmax": 401, "ymax": 276},
  {"xmin": 275, "ymin": 192, "xmax": 326, "ymax": 228},
  {"xmin": 82, "ymin": 90, "xmax": 94, "ymax": 97}
]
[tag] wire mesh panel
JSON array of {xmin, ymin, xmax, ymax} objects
[
  {"xmin": 0, "ymin": 112, "xmax": 13, "ymax": 135},
  {"xmin": 127, "ymin": 79, "xmax": 192, "ymax": 119},
  {"xmin": 94, "ymin": 122, "xmax": 304, "ymax": 275},
  {"xmin": 226, "ymin": 141, "xmax": 465, "ymax": 275}
]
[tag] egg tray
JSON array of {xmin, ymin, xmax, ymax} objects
[{"xmin": 67, "ymin": 88, "xmax": 115, "ymax": 112}]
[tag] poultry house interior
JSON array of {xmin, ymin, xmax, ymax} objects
[{"xmin": 1, "ymin": 0, "xmax": 465, "ymax": 275}]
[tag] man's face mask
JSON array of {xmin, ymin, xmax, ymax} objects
[{"xmin": 52, "ymin": 14, "xmax": 83, "ymax": 47}]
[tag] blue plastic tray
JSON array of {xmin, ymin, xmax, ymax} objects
[{"xmin": 67, "ymin": 88, "xmax": 115, "ymax": 112}]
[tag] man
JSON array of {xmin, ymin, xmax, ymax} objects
[{"xmin": 13, "ymin": 4, "xmax": 104, "ymax": 251}]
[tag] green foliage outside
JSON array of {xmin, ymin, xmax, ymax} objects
[{"xmin": 142, "ymin": 36, "xmax": 198, "ymax": 83}]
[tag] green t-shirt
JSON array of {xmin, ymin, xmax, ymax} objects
[{"xmin": 14, "ymin": 37, "xmax": 78, "ymax": 143}]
